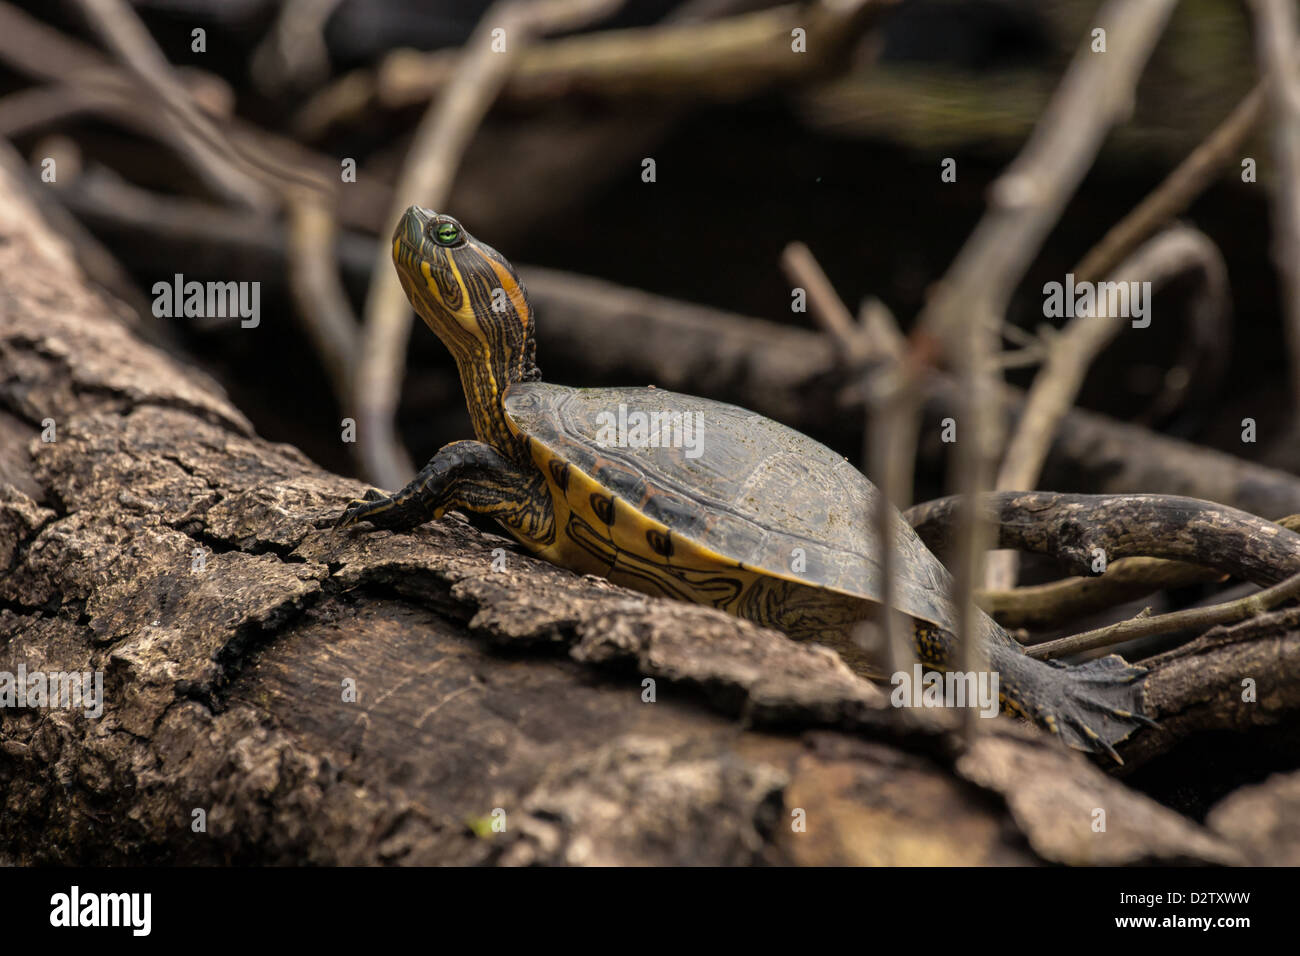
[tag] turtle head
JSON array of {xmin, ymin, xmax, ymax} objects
[
  {"xmin": 391, "ymin": 206, "xmax": 540, "ymax": 449},
  {"xmin": 392, "ymin": 206, "xmax": 539, "ymax": 386}
]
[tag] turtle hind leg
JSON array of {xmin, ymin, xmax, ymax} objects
[{"xmin": 996, "ymin": 648, "xmax": 1153, "ymax": 763}]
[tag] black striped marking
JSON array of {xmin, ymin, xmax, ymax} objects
[
  {"xmin": 646, "ymin": 529, "xmax": 673, "ymax": 558},
  {"xmin": 590, "ymin": 493, "xmax": 615, "ymax": 525},
  {"xmin": 549, "ymin": 458, "xmax": 570, "ymax": 492}
]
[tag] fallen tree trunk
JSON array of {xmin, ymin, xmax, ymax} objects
[{"xmin": 0, "ymin": 161, "xmax": 1295, "ymax": 866}]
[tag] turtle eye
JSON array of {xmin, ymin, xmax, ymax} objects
[{"xmin": 432, "ymin": 221, "xmax": 462, "ymax": 246}]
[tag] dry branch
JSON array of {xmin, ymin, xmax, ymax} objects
[
  {"xmin": 906, "ymin": 491, "xmax": 1300, "ymax": 588},
  {"xmin": 908, "ymin": 0, "xmax": 1178, "ymax": 733},
  {"xmin": 294, "ymin": 0, "xmax": 894, "ymax": 139},
  {"xmin": 986, "ymin": 226, "xmax": 1231, "ymax": 589},
  {"xmin": 72, "ymin": 0, "xmax": 274, "ymax": 209},
  {"xmin": 1072, "ymin": 84, "xmax": 1264, "ymax": 285},
  {"xmin": 981, "ymin": 511, "xmax": 1300, "ymax": 629},
  {"xmin": 1033, "ymin": 568, "xmax": 1300, "ymax": 660},
  {"xmin": 1251, "ymin": 0, "xmax": 1300, "ymax": 417},
  {"xmin": 779, "ymin": 242, "xmax": 915, "ymax": 699}
]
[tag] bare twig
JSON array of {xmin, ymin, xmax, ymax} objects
[
  {"xmin": 250, "ymin": 0, "xmax": 344, "ymax": 95},
  {"xmin": 905, "ymin": 491, "xmax": 1300, "ymax": 656},
  {"xmin": 1122, "ymin": 605, "xmax": 1300, "ymax": 769},
  {"xmin": 72, "ymin": 0, "xmax": 274, "ymax": 209},
  {"xmin": 17, "ymin": 1, "xmax": 356, "ymax": 422},
  {"xmin": 0, "ymin": 3, "xmax": 363, "ymax": 207},
  {"xmin": 0, "ymin": 1, "xmax": 226, "ymax": 99},
  {"xmin": 978, "ymin": 558, "xmax": 1225, "ymax": 631},
  {"xmin": 295, "ymin": 0, "xmax": 894, "ymax": 139},
  {"xmin": 1029, "ymin": 566, "xmax": 1300, "ymax": 660},
  {"xmin": 779, "ymin": 241, "xmax": 915, "ymax": 682},
  {"xmin": 285, "ymin": 191, "xmax": 361, "ymax": 404},
  {"xmin": 864, "ymin": 371, "xmax": 926, "ymax": 685},
  {"xmin": 914, "ymin": 0, "xmax": 1178, "ymax": 351},
  {"xmin": 1250, "ymin": 0, "xmax": 1300, "ymax": 417},
  {"xmin": 983, "ymin": 512, "xmax": 1300, "ymax": 631},
  {"xmin": 0, "ymin": 82, "xmax": 143, "ymax": 138},
  {"xmin": 858, "ymin": 295, "xmax": 907, "ymax": 359},
  {"xmin": 780, "ymin": 242, "xmax": 865, "ymax": 361},
  {"xmin": 779, "ymin": 242, "xmax": 903, "ymax": 365},
  {"xmin": 906, "ymin": 0, "xmax": 1178, "ymax": 742},
  {"xmin": 1072, "ymin": 87, "xmax": 1265, "ymax": 285},
  {"xmin": 985, "ymin": 226, "xmax": 1231, "ymax": 589}
]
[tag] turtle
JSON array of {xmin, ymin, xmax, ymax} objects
[{"xmin": 335, "ymin": 206, "xmax": 1153, "ymax": 760}]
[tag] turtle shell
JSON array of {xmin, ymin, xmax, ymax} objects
[{"xmin": 503, "ymin": 382, "xmax": 958, "ymax": 631}]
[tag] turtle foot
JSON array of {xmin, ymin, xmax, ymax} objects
[
  {"xmin": 1038, "ymin": 654, "xmax": 1153, "ymax": 764},
  {"xmin": 333, "ymin": 489, "xmax": 395, "ymax": 529}
]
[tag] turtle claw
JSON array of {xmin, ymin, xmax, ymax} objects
[
  {"xmin": 1060, "ymin": 712, "xmax": 1125, "ymax": 765},
  {"xmin": 334, "ymin": 489, "xmax": 396, "ymax": 529},
  {"xmin": 1048, "ymin": 656, "xmax": 1152, "ymax": 763},
  {"xmin": 995, "ymin": 647, "xmax": 1152, "ymax": 763}
]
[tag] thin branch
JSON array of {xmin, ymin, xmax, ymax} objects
[
  {"xmin": 779, "ymin": 242, "xmax": 915, "ymax": 680},
  {"xmin": 977, "ymin": 557, "xmax": 1225, "ymax": 631},
  {"xmin": 1028, "ymin": 566, "xmax": 1300, "ymax": 660},
  {"xmin": 15, "ymin": 0, "xmax": 356, "ymax": 421},
  {"xmin": 294, "ymin": 0, "xmax": 895, "ymax": 139},
  {"xmin": 0, "ymin": 81, "xmax": 138, "ymax": 138},
  {"xmin": 780, "ymin": 242, "xmax": 866, "ymax": 361},
  {"xmin": 779, "ymin": 241, "xmax": 902, "ymax": 364},
  {"xmin": 985, "ymin": 226, "xmax": 1231, "ymax": 589},
  {"xmin": 858, "ymin": 295, "xmax": 907, "ymax": 359},
  {"xmin": 250, "ymin": 0, "xmax": 344, "ymax": 95},
  {"xmin": 902, "ymin": 0, "xmax": 1177, "ymax": 745},
  {"xmin": 864, "ymin": 372, "xmax": 925, "ymax": 685},
  {"xmin": 1072, "ymin": 87, "xmax": 1265, "ymax": 286},
  {"xmin": 1250, "ymin": 0, "xmax": 1300, "ymax": 417},
  {"xmin": 914, "ymin": 0, "xmax": 1179, "ymax": 351},
  {"xmin": 285, "ymin": 191, "xmax": 361, "ymax": 405},
  {"xmin": 0, "ymin": 2, "xmax": 362, "ymax": 204},
  {"xmin": 983, "ymin": 512, "xmax": 1300, "ymax": 631},
  {"xmin": 72, "ymin": 0, "xmax": 274, "ymax": 209},
  {"xmin": 905, "ymin": 492, "xmax": 1300, "ymax": 657}
]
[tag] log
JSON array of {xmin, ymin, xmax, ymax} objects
[{"xmin": 0, "ymin": 160, "xmax": 1289, "ymax": 865}]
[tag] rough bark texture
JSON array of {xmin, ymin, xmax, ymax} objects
[
  {"xmin": 0, "ymin": 165, "xmax": 1293, "ymax": 865},
  {"xmin": 906, "ymin": 490, "xmax": 1300, "ymax": 585}
]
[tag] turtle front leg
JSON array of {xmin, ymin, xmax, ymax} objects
[{"xmin": 334, "ymin": 440, "xmax": 555, "ymax": 546}]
